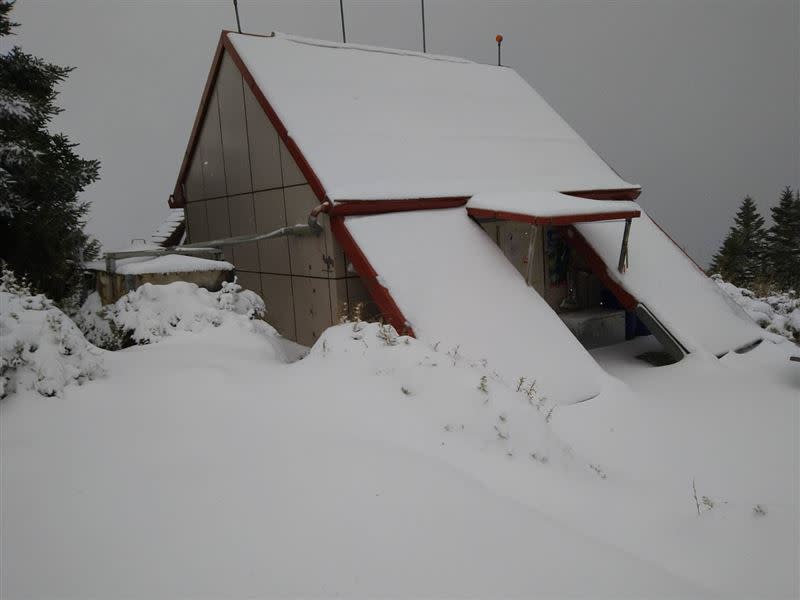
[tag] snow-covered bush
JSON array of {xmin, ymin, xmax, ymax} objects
[
  {"xmin": 78, "ymin": 279, "xmax": 270, "ymax": 348},
  {"xmin": 713, "ymin": 275, "xmax": 799, "ymax": 343},
  {"xmin": 71, "ymin": 291, "xmax": 126, "ymax": 350},
  {"xmin": 0, "ymin": 267, "xmax": 105, "ymax": 398}
]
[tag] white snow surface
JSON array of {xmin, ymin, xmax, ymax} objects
[
  {"xmin": 467, "ymin": 190, "xmax": 641, "ymax": 219},
  {"xmin": 576, "ymin": 211, "xmax": 764, "ymax": 355},
  {"xmin": 149, "ymin": 208, "xmax": 185, "ymax": 245},
  {"xmin": 113, "ymin": 254, "xmax": 233, "ymax": 275},
  {"xmin": 0, "ymin": 274, "xmax": 104, "ymax": 398},
  {"xmin": 343, "ymin": 207, "xmax": 608, "ymax": 404},
  {"xmin": 2, "ymin": 293, "xmax": 798, "ymax": 598},
  {"xmin": 713, "ymin": 276, "xmax": 800, "ymax": 343},
  {"xmin": 102, "ymin": 280, "xmax": 274, "ymax": 347},
  {"xmin": 85, "ymin": 252, "xmax": 233, "ymax": 275},
  {"xmin": 228, "ymin": 32, "xmax": 636, "ymax": 201}
]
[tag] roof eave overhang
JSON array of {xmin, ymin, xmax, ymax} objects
[{"xmin": 466, "ymin": 207, "xmax": 641, "ymax": 226}]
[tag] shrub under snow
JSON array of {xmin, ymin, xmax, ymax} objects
[
  {"xmin": 0, "ymin": 268, "xmax": 105, "ymax": 398},
  {"xmin": 713, "ymin": 275, "xmax": 800, "ymax": 343},
  {"xmin": 76, "ymin": 279, "xmax": 272, "ymax": 348}
]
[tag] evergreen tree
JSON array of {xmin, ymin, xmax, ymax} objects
[
  {"xmin": 0, "ymin": 0, "xmax": 100, "ymax": 302},
  {"xmin": 709, "ymin": 196, "xmax": 766, "ymax": 288},
  {"xmin": 764, "ymin": 186, "xmax": 800, "ymax": 291}
]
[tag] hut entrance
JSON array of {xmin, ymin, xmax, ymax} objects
[{"xmin": 468, "ymin": 192, "xmax": 682, "ymax": 365}]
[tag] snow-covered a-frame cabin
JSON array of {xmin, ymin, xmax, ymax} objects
[{"xmin": 168, "ymin": 31, "xmax": 763, "ymax": 404}]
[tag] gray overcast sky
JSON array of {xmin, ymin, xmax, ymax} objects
[{"xmin": 10, "ymin": 0, "xmax": 800, "ymax": 266}]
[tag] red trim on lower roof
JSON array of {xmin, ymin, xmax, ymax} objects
[
  {"xmin": 562, "ymin": 188, "xmax": 642, "ymax": 201},
  {"xmin": 330, "ymin": 197, "xmax": 469, "ymax": 216},
  {"xmin": 330, "ymin": 215, "xmax": 415, "ymax": 337},
  {"xmin": 467, "ymin": 207, "xmax": 641, "ymax": 225},
  {"xmin": 563, "ymin": 225, "xmax": 639, "ymax": 311}
]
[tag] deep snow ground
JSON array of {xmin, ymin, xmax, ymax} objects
[{"xmin": 1, "ymin": 290, "xmax": 798, "ymax": 598}]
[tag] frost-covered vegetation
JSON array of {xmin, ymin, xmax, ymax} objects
[
  {"xmin": 0, "ymin": 267, "xmax": 104, "ymax": 398},
  {"xmin": 714, "ymin": 275, "xmax": 799, "ymax": 343},
  {"xmin": 74, "ymin": 279, "xmax": 270, "ymax": 349}
]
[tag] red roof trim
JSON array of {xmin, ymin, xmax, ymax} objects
[
  {"xmin": 330, "ymin": 216, "xmax": 415, "ymax": 337},
  {"xmin": 169, "ymin": 33, "xmax": 227, "ymax": 208},
  {"xmin": 467, "ymin": 207, "xmax": 641, "ymax": 225},
  {"xmin": 223, "ymin": 33, "xmax": 329, "ymax": 204},
  {"xmin": 562, "ymin": 188, "xmax": 642, "ymax": 201},
  {"xmin": 169, "ymin": 31, "xmax": 329, "ymax": 208},
  {"xmin": 563, "ymin": 226, "xmax": 639, "ymax": 311},
  {"xmin": 330, "ymin": 197, "xmax": 469, "ymax": 216}
]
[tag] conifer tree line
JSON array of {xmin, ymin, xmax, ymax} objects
[
  {"xmin": 709, "ymin": 186, "xmax": 800, "ymax": 292},
  {"xmin": 0, "ymin": 0, "xmax": 100, "ymax": 303}
]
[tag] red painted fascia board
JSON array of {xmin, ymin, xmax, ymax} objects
[
  {"xmin": 169, "ymin": 31, "xmax": 329, "ymax": 208},
  {"xmin": 467, "ymin": 207, "xmax": 641, "ymax": 225},
  {"xmin": 169, "ymin": 33, "xmax": 227, "ymax": 208},
  {"xmin": 330, "ymin": 216, "xmax": 415, "ymax": 337},
  {"xmin": 223, "ymin": 34, "xmax": 329, "ymax": 204},
  {"xmin": 562, "ymin": 225, "xmax": 638, "ymax": 311},
  {"xmin": 330, "ymin": 197, "xmax": 469, "ymax": 216},
  {"xmin": 562, "ymin": 188, "xmax": 642, "ymax": 201}
]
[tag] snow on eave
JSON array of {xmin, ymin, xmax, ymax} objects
[{"xmin": 467, "ymin": 191, "xmax": 641, "ymax": 221}]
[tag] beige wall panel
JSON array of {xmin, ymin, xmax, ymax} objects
[
  {"xmin": 292, "ymin": 276, "xmax": 333, "ymax": 347},
  {"xmin": 217, "ymin": 53, "xmax": 252, "ymax": 196},
  {"xmin": 185, "ymin": 153, "xmax": 204, "ymax": 202},
  {"xmin": 244, "ymin": 84, "xmax": 283, "ymax": 191},
  {"xmin": 253, "ymin": 189, "xmax": 290, "ymax": 275},
  {"xmin": 185, "ymin": 201, "xmax": 209, "ymax": 243},
  {"xmin": 279, "ymin": 138, "xmax": 306, "ymax": 187},
  {"xmin": 321, "ymin": 213, "xmax": 347, "ymax": 278},
  {"xmin": 497, "ymin": 220, "xmax": 536, "ymax": 280},
  {"xmin": 235, "ymin": 270, "xmax": 262, "ymax": 297},
  {"xmin": 206, "ymin": 197, "xmax": 231, "ymax": 239},
  {"xmin": 329, "ymin": 278, "xmax": 348, "ymax": 324},
  {"xmin": 228, "ymin": 193, "xmax": 259, "ymax": 272},
  {"xmin": 479, "ymin": 221, "xmax": 499, "ymax": 244},
  {"xmin": 198, "ymin": 90, "xmax": 227, "ymax": 200},
  {"xmin": 285, "ymin": 185, "xmax": 334, "ymax": 278},
  {"xmin": 261, "ymin": 273, "xmax": 296, "ymax": 340},
  {"xmin": 205, "ymin": 196, "xmax": 233, "ymax": 262}
]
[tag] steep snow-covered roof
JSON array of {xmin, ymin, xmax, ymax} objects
[{"xmin": 227, "ymin": 32, "xmax": 637, "ymax": 202}]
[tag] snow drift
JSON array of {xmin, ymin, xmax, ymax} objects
[
  {"xmin": 0, "ymin": 268, "xmax": 104, "ymax": 398},
  {"xmin": 713, "ymin": 275, "xmax": 799, "ymax": 343}
]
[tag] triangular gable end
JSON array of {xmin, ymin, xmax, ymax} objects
[{"xmin": 169, "ymin": 31, "xmax": 328, "ymax": 209}]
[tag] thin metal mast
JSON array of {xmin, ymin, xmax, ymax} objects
[{"xmin": 340, "ymin": 0, "xmax": 347, "ymax": 43}]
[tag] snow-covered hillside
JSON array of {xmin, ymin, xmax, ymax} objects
[{"xmin": 1, "ymin": 282, "xmax": 798, "ymax": 598}]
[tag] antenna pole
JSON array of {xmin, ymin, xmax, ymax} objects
[
  {"xmin": 233, "ymin": 0, "xmax": 242, "ymax": 33},
  {"xmin": 496, "ymin": 34, "xmax": 503, "ymax": 66},
  {"xmin": 340, "ymin": 0, "xmax": 347, "ymax": 43},
  {"xmin": 421, "ymin": 0, "xmax": 426, "ymax": 53}
]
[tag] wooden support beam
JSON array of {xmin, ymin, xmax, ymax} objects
[{"xmin": 618, "ymin": 218, "xmax": 632, "ymax": 273}]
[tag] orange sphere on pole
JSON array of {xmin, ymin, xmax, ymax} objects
[{"xmin": 495, "ymin": 34, "xmax": 503, "ymax": 43}]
